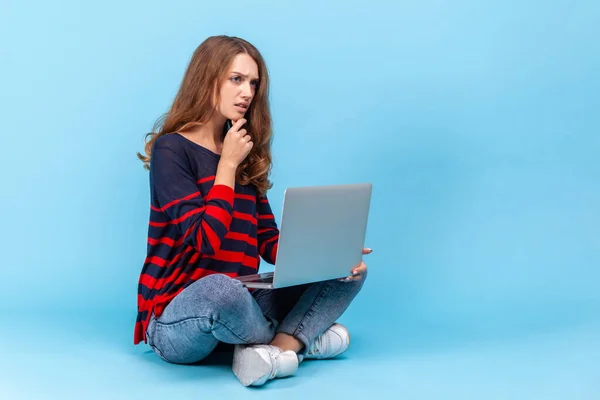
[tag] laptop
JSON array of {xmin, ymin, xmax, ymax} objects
[{"xmin": 235, "ymin": 183, "xmax": 372, "ymax": 289}]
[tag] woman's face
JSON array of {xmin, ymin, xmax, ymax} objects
[{"xmin": 216, "ymin": 53, "xmax": 259, "ymax": 122}]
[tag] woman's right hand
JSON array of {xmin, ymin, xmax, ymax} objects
[{"xmin": 221, "ymin": 118, "xmax": 252, "ymax": 167}]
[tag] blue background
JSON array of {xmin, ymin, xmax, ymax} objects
[{"xmin": 1, "ymin": 0, "xmax": 599, "ymax": 398}]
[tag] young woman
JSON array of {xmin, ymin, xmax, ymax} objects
[{"xmin": 135, "ymin": 35, "xmax": 370, "ymax": 387}]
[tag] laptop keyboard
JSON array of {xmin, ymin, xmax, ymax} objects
[
  {"xmin": 254, "ymin": 276, "xmax": 274, "ymax": 283},
  {"xmin": 236, "ymin": 272, "xmax": 274, "ymax": 283}
]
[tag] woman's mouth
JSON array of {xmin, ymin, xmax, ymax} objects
[{"xmin": 234, "ymin": 103, "xmax": 248, "ymax": 113}]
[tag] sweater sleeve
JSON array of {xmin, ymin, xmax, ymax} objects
[
  {"xmin": 150, "ymin": 145, "xmax": 234, "ymax": 255},
  {"xmin": 256, "ymin": 194, "xmax": 280, "ymax": 264}
]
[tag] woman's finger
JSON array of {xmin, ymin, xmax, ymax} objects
[
  {"xmin": 339, "ymin": 270, "xmax": 366, "ymax": 282},
  {"xmin": 338, "ymin": 260, "xmax": 368, "ymax": 282},
  {"xmin": 347, "ymin": 274, "xmax": 362, "ymax": 282},
  {"xmin": 339, "ymin": 275, "xmax": 360, "ymax": 282},
  {"xmin": 351, "ymin": 261, "xmax": 367, "ymax": 275}
]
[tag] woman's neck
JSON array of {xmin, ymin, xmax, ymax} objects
[{"xmin": 180, "ymin": 116, "xmax": 226, "ymax": 154}]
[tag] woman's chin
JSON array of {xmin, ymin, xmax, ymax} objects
[{"xmin": 224, "ymin": 113, "xmax": 244, "ymax": 122}]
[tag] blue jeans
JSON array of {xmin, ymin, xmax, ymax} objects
[{"xmin": 145, "ymin": 272, "xmax": 366, "ymax": 364}]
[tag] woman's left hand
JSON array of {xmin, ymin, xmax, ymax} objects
[{"xmin": 339, "ymin": 248, "xmax": 371, "ymax": 282}]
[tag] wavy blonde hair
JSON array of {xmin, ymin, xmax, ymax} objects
[{"xmin": 137, "ymin": 35, "xmax": 273, "ymax": 195}]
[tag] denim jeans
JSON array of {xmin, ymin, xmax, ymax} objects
[{"xmin": 145, "ymin": 272, "xmax": 366, "ymax": 364}]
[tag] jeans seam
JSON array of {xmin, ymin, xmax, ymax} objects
[
  {"xmin": 146, "ymin": 323, "xmax": 173, "ymax": 363},
  {"xmin": 253, "ymin": 290, "xmax": 277, "ymax": 320},
  {"xmin": 290, "ymin": 281, "xmax": 332, "ymax": 339},
  {"xmin": 252, "ymin": 289, "xmax": 271, "ymax": 302},
  {"xmin": 150, "ymin": 343, "xmax": 172, "ymax": 363},
  {"xmin": 261, "ymin": 301, "xmax": 277, "ymax": 320},
  {"xmin": 154, "ymin": 315, "xmax": 252, "ymax": 344}
]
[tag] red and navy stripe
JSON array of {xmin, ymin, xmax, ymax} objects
[{"xmin": 135, "ymin": 169, "xmax": 279, "ymax": 344}]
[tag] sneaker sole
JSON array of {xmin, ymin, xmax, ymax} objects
[{"xmin": 232, "ymin": 345, "xmax": 272, "ymax": 387}]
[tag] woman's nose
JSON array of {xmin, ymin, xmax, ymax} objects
[{"xmin": 241, "ymin": 83, "xmax": 253, "ymax": 99}]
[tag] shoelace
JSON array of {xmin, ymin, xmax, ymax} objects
[
  {"xmin": 264, "ymin": 347, "xmax": 282, "ymax": 380},
  {"xmin": 307, "ymin": 334, "xmax": 326, "ymax": 356}
]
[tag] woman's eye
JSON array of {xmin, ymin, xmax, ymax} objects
[{"xmin": 231, "ymin": 76, "xmax": 241, "ymax": 83}]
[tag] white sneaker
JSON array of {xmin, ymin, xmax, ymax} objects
[
  {"xmin": 232, "ymin": 344, "xmax": 298, "ymax": 387},
  {"xmin": 302, "ymin": 323, "xmax": 350, "ymax": 360}
]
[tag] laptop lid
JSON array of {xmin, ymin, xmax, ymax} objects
[{"xmin": 271, "ymin": 183, "xmax": 372, "ymax": 288}]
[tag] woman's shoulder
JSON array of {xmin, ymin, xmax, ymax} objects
[
  {"xmin": 154, "ymin": 133, "xmax": 219, "ymax": 162},
  {"xmin": 153, "ymin": 132, "xmax": 187, "ymax": 154},
  {"xmin": 149, "ymin": 134, "xmax": 195, "ymax": 173},
  {"xmin": 151, "ymin": 133, "xmax": 219, "ymax": 179}
]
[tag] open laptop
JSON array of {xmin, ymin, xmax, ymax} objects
[{"xmin": 235, "ymin": 183, "xmax": 372, "ymax": 289}]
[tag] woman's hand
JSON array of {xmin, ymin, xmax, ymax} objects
[
  {"xmin": 220, "ymin": 118, "xmax": 252, "ymax": 168},
  {"xmin": 339, "ymin": 248, "xmax": 371, "ymax": 282},
  {"xmin": 215, "ymin": 119, "xmax": 252, "ymax": 190}
]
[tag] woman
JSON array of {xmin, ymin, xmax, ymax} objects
[{"xmin": 135, "ymin": 35, "xmax": 370, "ymax": 387}]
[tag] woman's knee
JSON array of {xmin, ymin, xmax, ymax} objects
[
  {"xmin": 339, "ymin": 268, "xmax": 367, "ymax": 295},
  {"xmin": 158, "ymin": 274, "xmax": 248, "ymax": 323},
  {"xmin": 195, "ymin": 273, "xmax": 249, "ymax": 309},
  {"xmin": 147, "ymin": 317, "xmax": 219, "ymax": 364},
  {"xmin": 180, "ymin": 273, "xmax": 246, "ymax": 302}
]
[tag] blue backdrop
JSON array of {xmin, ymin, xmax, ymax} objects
[{"xmin": 1, "ymin": 0, "xmax": 598, "ymax": 398}]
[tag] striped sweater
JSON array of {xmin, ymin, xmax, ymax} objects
[{"xmin": 134, "ymin": 133, "xmax": 279, "ymax": 344}]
